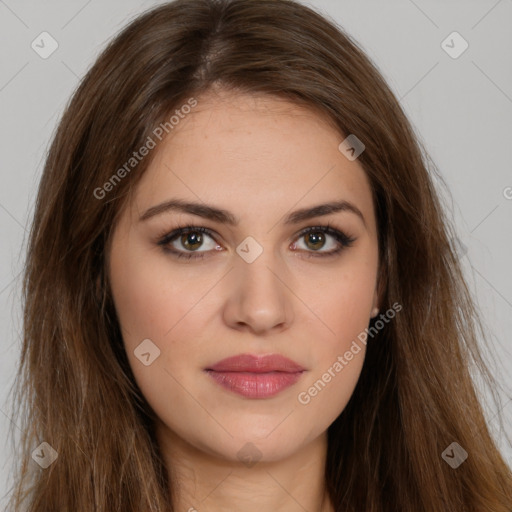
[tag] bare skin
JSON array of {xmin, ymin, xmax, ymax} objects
[{"xmin": 108, "ymin": 87, "xmax": 380, "ymax": 512}]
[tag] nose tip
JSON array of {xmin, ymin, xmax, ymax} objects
[{"xmin": 223, "ymin": 257, "xmax": 292, "ymax": 335}]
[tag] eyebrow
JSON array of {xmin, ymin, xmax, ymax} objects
[{"xmin": 139, "ymin": 198, "xmax": 366, "ymax": 228}]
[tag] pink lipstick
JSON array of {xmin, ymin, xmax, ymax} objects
[{"xmin": 204, "ymin": 353, "xmax": 305, "ymax": 399}]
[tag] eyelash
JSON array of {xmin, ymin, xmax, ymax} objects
[{"xmin": 156, "ymin": 222, "xmax": 356, "ymax": 260}]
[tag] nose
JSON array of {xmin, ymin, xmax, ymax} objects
[{"xmin": 222, "ymin": 249, "xmax": 294, "ymax": 335}]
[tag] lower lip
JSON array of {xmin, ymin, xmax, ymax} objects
[{"xmin": 205, "ymin": 370, "xmax": 304, "ymax": 398}]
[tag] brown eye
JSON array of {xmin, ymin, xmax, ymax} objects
[
  {"xmin": 158, "ymin": 226, "xmax": 221, "ymax": 260},
  {"xmin": 292, "ymin": 225, "xmax": 356, "ymax": 258},
  {"xmin": 304, "ymin": 231, "xmax": 326, "ymax": 251},
  {"xmin": 180, "ymin": 231, "xmax": 204, "ymax": 251}
]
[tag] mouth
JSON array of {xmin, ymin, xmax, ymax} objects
[{"xmin": 204, "ymin": 353, "xmax": 306, "ymax": 399}]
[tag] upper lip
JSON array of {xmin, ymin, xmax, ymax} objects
[{"xmin": 205, "ymin": 353, "xmax": 305, "ymax": 373}]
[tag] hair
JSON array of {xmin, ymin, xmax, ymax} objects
[{"xmin": 5, "ymin": 0, "xmax": 512, "ymax": 510}]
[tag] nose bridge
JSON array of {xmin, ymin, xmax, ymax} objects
[
  {"xmin": 234, "ymin": 234, "xmax": 285, "ymax": 299},
  {"xmin": 223, "ymin": 235, "xmax": 292, "ymax": 332}
]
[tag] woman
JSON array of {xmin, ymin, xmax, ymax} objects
[{"xmin": 6, "ymin": 0, "xmax": 512, "ymax": 510}]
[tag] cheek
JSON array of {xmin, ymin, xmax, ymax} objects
[
  {"xmin": 312, "ymin": 260, "xmax": 376, "ymax": 348},
  {"xmin": 109, "ymin": 245, "xmax": 201, "ymax": 344},
  {"xmin": 109, "ymin": 244, "xmax": 214, "ymax": 390},
  {"xmin": 295, "ymin": 287, "xmax": 369, "ymax": 424},
  {"xmin": 294, "ymin": 261, "xmax": 375, "ymax": 416},
  {"xmin": 109, "ymin": 249, "xmax": 208, "ymax": 427},
  {"xmin": 296, "ymin": 350, "xmax": 365, "ymax": 430}
]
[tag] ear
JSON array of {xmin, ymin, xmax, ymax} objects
[{"xmin": 370, "ymin": 289, "xmax": 379, "ymax": 318}]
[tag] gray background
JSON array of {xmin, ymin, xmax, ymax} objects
[{"xmin": 1, "ymin": 0, "xmax": 511, "ymax": 506}]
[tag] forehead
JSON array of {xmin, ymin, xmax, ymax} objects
[{"xmin": 128, "ymin": 89, "xmax": 375, "ymax": 231}]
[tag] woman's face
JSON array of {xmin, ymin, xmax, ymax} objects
[{"xmin": 108, "ymin": 89, "xmax": 379, "ymax": 463}]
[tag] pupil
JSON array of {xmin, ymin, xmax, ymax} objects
[
  {"xmin": 182, "ymin": 232, "xmax": 202, "ymax": 250},
  {"xmin": 307, "ymin": 232, "xmax": 324, "ymax": 250}
]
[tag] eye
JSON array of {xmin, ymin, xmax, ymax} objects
[
  {"xmin": 157, "ymin": 226, "xmax": 221, "ymax": 260},
  {"xmin": 157, "ymin": 223, "xmax": 356, "ymax": 260},
  {"xmin": 291, "ymin": 224, "xmax": 356, "ymax": 258}
]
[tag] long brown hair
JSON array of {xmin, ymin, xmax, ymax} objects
[{"xmin": 5, "ymin": 0, "xmax": 512, "ymax": 510}]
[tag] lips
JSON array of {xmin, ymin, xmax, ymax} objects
[
  {"xmin": 204, "ymin": 353, "xmax": 306, "ymax": 399},
  {"xmin": 206, "ymin": 353, "xmax": 305, "ymax": 373}
]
